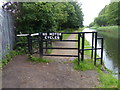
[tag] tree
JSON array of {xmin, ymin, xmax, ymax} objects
[
  {"xmin": 3, "ymin": 2, "xmax": 84, "ymax": 33},
  {"xmin": 94, "ymin": 15, "xmax": 108, "ymax": 26},
  {"xmin": 107, "ymin": 2, "xmax": 120, "ymax": 25},
  {"xmin": 92, "ymin": 2, "xmax": 120, "ymax": 26},
  {"xmin": 70, "ymin": 2, "xmax": 84, "ymax": 28}
]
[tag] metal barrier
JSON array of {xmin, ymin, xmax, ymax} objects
[{"xmin": 17, "ymin": 32, "xmax": 104, "ymax": 65}]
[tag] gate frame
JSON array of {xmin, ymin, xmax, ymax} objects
[{"xmin": 26, "ymin": 32, "xmax": 104, "ymax": 65}]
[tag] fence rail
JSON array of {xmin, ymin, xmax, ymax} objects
[{"xmin": 17, "ymin": 32, "xmax": 104, "ymax": 66}]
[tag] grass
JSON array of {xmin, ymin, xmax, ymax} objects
[
  {"xmin": 90, "ymin": 26, "xmax": 119, "ymax": 32},
  {"xmin": 96, "ymin": 68, "xmax": 118, "ymax": 88},
  {"xmin": 72, "ymin": 28, "xmax": 119, "ymax": 88},
  {"xmin": 58, "ymin": 28, "xmax": 84, "ymax": 40},
  {"xmin": 72, "ymin": 59, "xmax": 95, "ymax": 71},
  {"xmin": 76, "ymin": 28, "xmax": 92, "ymax": 57},
  {"xmin": 1, "ymin": 51, "xmax": 22, "ymax": 69},
  {"xmin": 29, "ymin": 56, "xmax": 50, "ymax": 63},
  {"xmin": 96, "ymin": 26, "xmax": 118, "ymax": 31},
  {"xmin": 72, "ymin": 58, "xmax": 118, "ymax": 88},
  {"xmin": 62, "ymin": 34, "xmax": 71, "ymax": 40},
  {"xmin": 47, "ymin": 49, "xmax": 52, "ymax": 54},
  {"xmin": 59, "ymin": 28, "xmax": 74, "ymax": 40}
]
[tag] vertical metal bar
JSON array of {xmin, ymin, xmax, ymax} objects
[
  {"xmin": 39, "ymin": 32, "xmax": 43, "ymax": 57},
  {"xmin": 27, "ymin": 34, "xmax": 32, "ymax": 55},
  {"xmin": 27, "ymin": 34, "xmax": 30, "ymax": 54},
  {"xmin": 81, "ymin": 33, "xmax": 85, "ymax": 61},
  {"xmin": 60, "ymin": 33, "xmax": 63, "ymax": 41},
  {"xmin": 91, "ymin": 33, "xmax": 94, "ymax": 59},
  {"xmin": 101, "ymin": 38, "xmax": 104, "ymax": 65},
  {"xmin": 94, "ymin": 32, "xmax": 97, "ymax": 65},
  {"xmin": 78, "ymin": 33, "xmax": 80, "ymax": 65},
  {"xmin": 46, "ymin": 41, "xmax": 48, "ymax": 53}
]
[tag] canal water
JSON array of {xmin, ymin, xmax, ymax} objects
[{"xmin": 83, "ymin": 28, "xmax": 118, "ymax": 79}]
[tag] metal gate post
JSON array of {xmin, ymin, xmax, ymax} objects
[
  {"xmin": 28, "ymin": 34, "xmax": 32, "ymax": 55},
  {"xmin": 45, "ymin": 41, "xmax": 48, "ymax": 53},
  {"xmin": 39, "ymin": 32, "xmax": 43, "ymax": 58},
  {"xmin": 91, "ymin": 33, "xmax": 94, "ymax": 59},
  {"xmin": 94, "ymin": 32, "xmax": 97, "ymax": 65},
  {"xmin": 60, "ymin": 33, "xmax": 63, "ymax": 41},
  {"xmin": 101, "ymin": 38, "xmax": 104, "ymax": 65},
  {"xmin": 81, "ymin": 33, "xmax": 85, "ymax": 61},
  {"xmin": 78, "ymin": 33, "xmax": 80, "ymax": 65}
]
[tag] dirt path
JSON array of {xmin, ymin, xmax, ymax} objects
[{"xmin": 2, "ymin": 34, "xmax": 99, "ymax": 88}]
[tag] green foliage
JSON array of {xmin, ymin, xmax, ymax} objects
[
  {"xmin": 15, "ymin": 36, "xmax": 28, "ymax": 53},
  {"xmin": 72, "ymin": 58, "xmax": 118, "ymax": 88},
  {"xmin": 76, "ymin": 28, "xmax": 91, "ymax": 57},
  {"xmin": 1, "ymin": 51, "xmax": 21, "ymax": 69},
  {"xmin": 30, "ymin": 56, "xmax": 50, "ymax": 63},
  {"xmin": 10, "ymin": 2, "xmax": 83, "ymax": 34},
  {"xmin": 74, "ymin": 29, "xmax": 118, "ymax": 88},
  {"xmin": 89, "ymin": 22, "xmax": 95, "ymax": 27},
  {"xmin": 92, "ymin": 26, "xmax": 120, "ymax": 38},
  {"xmin": 47, "ymin": 49, "xmax": 52, "ymax": 54},
  {"xmin": 59, "ymin": 28, "xmax": 75, "ymax": 39},
  {"xmin": 62, "ymin": 2, "xmax": 83, "ymax": 29},
  {"xmin": 72, "ymin": 59, "xmax": 95, "ymax": 71},
  {"xmin": 94, "ymin": 15, "xmax": 108, "ymax": 26},
  {"xmin": 95, "ymin": 26, "xmax": 119, "ymax": 32},
  {"xmin": 90, "ymin": 2, "xmax": 120, "ymax": 27},
  {"xmin": 96, "ymin": 68, "xmax": 118, "ymax": 88},
  {"xmin": 72, "ymin": 2, "xmax": 83, "ymax": 28},
  {"xmin": 107, "ymin": 2, "xmax": 120, "ymax": 25}
]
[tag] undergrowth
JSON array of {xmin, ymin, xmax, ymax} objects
[
  {"xmin": 72, "ymin": 28, "xmax": 119, "ymax": 88},
  {"xmin": 72, "ymin": 59, "xmax": 95, "ymax": 71},
  {"xmin": 72, "ymin": 58, "xmax": 118, "ymax": 88},
  {"xmin": 1, "ymin": 51, "xmax": 22, "ymax": 69},
  {"xmin": 29, "ymin": 56, "xmax": 50, "ymax": 63}
]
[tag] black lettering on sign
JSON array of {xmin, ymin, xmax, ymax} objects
[{"xmin": 42, "ymin": 33, "xmax": 62, "ymax": 40}]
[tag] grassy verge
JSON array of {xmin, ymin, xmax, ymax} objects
[
  {"xmin": 58, "ymin": 28, "xmax": 84, "ymax": 40},
  {"xmin": 73, "ymin": 28, "xmax": 118, "ymax": 88},
  {"xmin": 90, "ymin": 26, "xmax": 119, "ymax": 32},
  {"xmin": 0, "ymin": 51, "xmax": 23, "ymax": 69},
  {"xmin": 59, "ymin": 28, "xmax": 75, "ymax": 40},
  {"xmin": 76, "ymin": 28, "xmax": 93, "ymax": 57},
  {"xmin": 91, "ymin": 26, "xmax": 120, "ymax": 39},
  {"xmin": 29, "ymin": 56, "xmax": 50, "ymax": 63},
  {"xmin": 72, "ymin": 58, "xmax": 118, "ymax": 88}
]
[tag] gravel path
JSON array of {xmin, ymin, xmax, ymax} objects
[{"xmin": 2, "ymin": 34, "xmax": 99, "ymax": 88}]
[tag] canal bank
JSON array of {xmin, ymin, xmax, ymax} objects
[{"xmin": 82, "ymin": 27, "xmax": 119, "ymax": 79}]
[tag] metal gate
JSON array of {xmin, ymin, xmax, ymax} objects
[{"xmin": 20, "ymin": 32, "xmax": 103, "ymax": 65}]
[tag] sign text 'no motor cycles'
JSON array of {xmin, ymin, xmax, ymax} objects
[{"xmin": 42, "ymin": 33, "xmax": 62, "ymax": 40}]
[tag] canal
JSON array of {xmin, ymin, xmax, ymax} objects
[{"xmin": 83, "ymin": 28, "xmax": 118, "ymax": 79}]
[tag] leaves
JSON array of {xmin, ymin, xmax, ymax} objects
[
  {"xmin": 3, "ymin": 2, "xmax": 83, "ymax": 33},
  {"xmin": 90, "ymin": 2, "xmax": 120, "ymax": 27}
]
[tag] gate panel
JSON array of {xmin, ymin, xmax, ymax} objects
[{"xmin": 25, "ymin": 32, "xmax": 104, "ymax": 65}]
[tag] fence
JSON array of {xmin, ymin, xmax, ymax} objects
[
  {"xmin": 0, "ymin": 8, "xmax": 15, "ymax": 60},
  {"xmin": 17, "ymin": 32, "xmax": 104, "ymax": 65}
]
